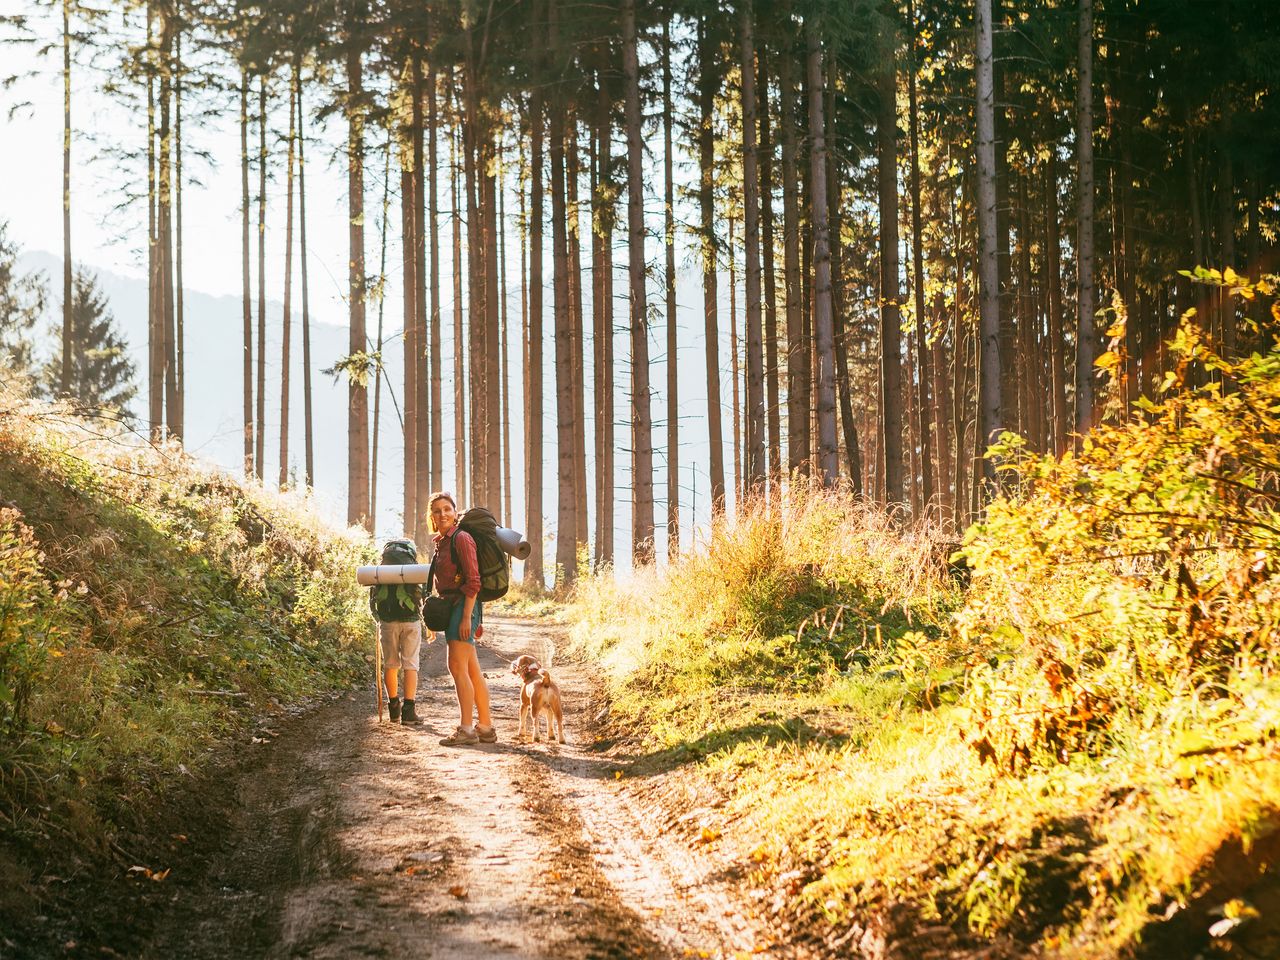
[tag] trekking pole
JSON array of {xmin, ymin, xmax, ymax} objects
[{"xmin": 375, "ymin": 620, "xmax": 384, "ymax": 723}]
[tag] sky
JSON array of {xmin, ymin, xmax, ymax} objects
[{"xmin": 1, "ymin": 3, "xmax": 752, "ymax": 576}]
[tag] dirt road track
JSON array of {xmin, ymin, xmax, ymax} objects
[{"xmin": 129, "ymin": 617, "xmax": 770, "ymax": 960}]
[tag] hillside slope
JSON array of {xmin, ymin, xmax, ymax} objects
[{"xmin": 0, "ymin": 391, "xmax": 370, "ymax": 948}]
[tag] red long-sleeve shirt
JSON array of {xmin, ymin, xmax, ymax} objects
[{"xmin": 432, "ymin": 529, "xmax": 480, "ymax": 599}]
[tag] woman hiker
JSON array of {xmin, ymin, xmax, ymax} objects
[{"xmin": 427, "ymin": 492, "xmax": 497, "ymax": 746}]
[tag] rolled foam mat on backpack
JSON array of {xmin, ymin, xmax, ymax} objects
[{"xmin": 355, "ymin": 564, "xmax": 433, "ymax": 585}]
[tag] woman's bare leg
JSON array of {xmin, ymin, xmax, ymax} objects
[
  {"xmin": 446, "ymin": 641, "xmax": 475, "ymax": 728},
  {"xmin": 465, "ymin": 648, "xmax": 493, "ymax": 728}
]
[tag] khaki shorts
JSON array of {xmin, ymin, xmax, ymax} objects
[{"xmin": 378, "ymin": 621, "xmax": 422, "ymax": 672}]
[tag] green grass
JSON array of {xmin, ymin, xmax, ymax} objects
[
  {"xmin": 566, "ymin": 313, "xmax": 1280, "ymax": 959},
  {"xmin": 0, "ymin": 394, "xmax": 371, "ymax": 909}
]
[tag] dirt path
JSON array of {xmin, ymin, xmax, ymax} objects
[{"xmin": 132, "ymin": 617, "xmax": 771, "ymax": 960}]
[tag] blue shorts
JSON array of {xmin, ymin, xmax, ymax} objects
[{"xmin": 443, "ymin": 599, "xmax": 483, "ymax": 644}]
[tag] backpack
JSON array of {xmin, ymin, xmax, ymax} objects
[
  {"xmin": 450, "ymin": 507, "xmax": 510, "ymax": 602},
  {"xmin": 371, "ymin": 539, "xmax": 422, "ymax": 622}
]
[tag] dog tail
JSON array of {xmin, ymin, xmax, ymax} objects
[{"xmin": 539, "ymin": 669, "xmax": 553, "ymax": 686}]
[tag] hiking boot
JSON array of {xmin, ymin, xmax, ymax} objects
[
  {"xmin": 477, "ymin": 725, "xmax": 498, "ymax": 744},
  {"xmin": 387, "ymin": 697, "xmax": 401, "ymax": 723},
  {"xmin": 401, "ymin": 700, "xmax": 421, "ymax": 725},
  {"xmin": 439, "ymin": 726, "xmax": 479, "ymax": 747}
]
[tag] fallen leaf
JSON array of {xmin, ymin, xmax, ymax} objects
[
  {"xmin": 614, "ymin": 770, "xmax": 623, "ymax": 779},
  {"xmin": 151, "ymin": 868, "xmax": 170, "ymax": 882},
  {"xmin": 698, "ymin": 826, "xmax": 721, "ymax": 843},
  {"xmin": 448, "ymin": 885, "xmax": 468, "ymax": 899}
]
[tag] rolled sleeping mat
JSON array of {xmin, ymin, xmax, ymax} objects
[
  {"xmin": 495, "ymin": 526, "xmax": 533, "ymax": 560},
  {"xmin": 355, "ymin": 564, "xmax": 433, "ymax": 586}
]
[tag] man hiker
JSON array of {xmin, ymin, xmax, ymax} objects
[{"xmin": 369, "ymin": 538, "xmax": 425, "ymax": 725}]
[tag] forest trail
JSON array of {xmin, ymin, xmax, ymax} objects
[{"xmin": 135, "ymin": 617, "xmax": 767, "ymax": 960}]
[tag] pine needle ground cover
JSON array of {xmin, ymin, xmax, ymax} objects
[
  {"xmin": 0, "ymin": 395, "xmax": 369, "ymax": 921},
  {"xmin": 570, "ymin": 320, "xmax": 1280, "ymax": 957}
]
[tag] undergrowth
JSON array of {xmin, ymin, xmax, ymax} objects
[
  {"xmin": 0, "ymin": 392, "xmax": 370, "ymax": 915},
  {"xmin": 568, "ymin": 277, "xmax": 1280, "ymax": 957}
]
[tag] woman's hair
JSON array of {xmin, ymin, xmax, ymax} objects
[{"xmin": 428, "ymin": 491, "xmax": 456, "ymax": 511}]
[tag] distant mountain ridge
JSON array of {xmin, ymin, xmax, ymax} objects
[{"xmin": 18, "ymin": 250, "xmax": 410, "ymax": 533}]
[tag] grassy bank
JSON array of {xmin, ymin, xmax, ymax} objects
[
  {"xmin": 0, "ymin": 394, "xmax": 370, "ymax": 921},
  {"xmin": 569, "ymin": 315, "xmax": 1280, "ymax": 957}
]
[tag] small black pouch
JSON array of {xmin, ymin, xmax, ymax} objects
[{"xmin": 422, "ymin": 595, "xmax": 457, "ymax": 631}]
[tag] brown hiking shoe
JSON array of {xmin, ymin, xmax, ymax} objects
[
  {"xmin": 477, "ymin": 725, "xmax": 498, "ymax": 743},
  {"xmin": 439, "ymin": 726, "xmax": 479, "ymax": 747}
]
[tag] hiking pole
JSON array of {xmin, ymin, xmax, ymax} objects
[{"xmin": 375, "ymin": 619, "xmax": 384, "ymax": 723}]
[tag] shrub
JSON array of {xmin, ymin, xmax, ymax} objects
[{"xmin": 958, "ymin": 298, "xmax": 1280, "ymax": 772}]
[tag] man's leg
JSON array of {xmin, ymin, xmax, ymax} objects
[{"xmin": 403, "ymin": 668, "xmax": 418, "ymax": 702}]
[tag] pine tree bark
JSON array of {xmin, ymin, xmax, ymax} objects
[
  {"xmin": 662, "ymin": 23, "xmax": 679, "ymax": 557},
  {"xmin": 428, "ymin": 59, "xmax": 443, "ymax": 495},
  {"xmin": 975, "ymin": 0, "xmax": 1003, "ymax": 491},
  {"xmin": 1074, "ymin": 0, "xmax": 1096, "ymax": 434},
  {"xmin": 740, "ymin": 0, "xmax": 765, "ymax": 494},
  {"xmin": 346, "ymin": 10, "xmax": 371, "ymax": 530},
  {"xmin": 173, "ymin": 23, "xmax": 184, "ymax": 439},
  {"xmin": 147, "ymin": 4, "xmax": 162, "ymax": 441},
  {"xmin": 298, "ymin": 73, "xmax": 314, "ymax": 487},
  {"xmin": 779, "ymin": 35, "xmax": 807, "ymax": 476},
  {"xmin": 758, "ymin": 45, "xmax": 780, "ymax": 491},
  {"xmin": 526, "ymin": 71, "xmax": 545, "ymax": 585},
  {"xmin": 256, "ymin": 75, "xmax": 267, "ymax": 476},
  {"xmin": 594, "ymin": 76, "xmax": 615, "ymax": 565},
  {"xmin": 729, "ymin": 216, "xmax": 740, "ymax": 501},
  {"xmin": 875, "ymin": 32, "xmax": 902, "ymax": 502},
  {"xmin": 279, "ymin": 72, "xmax": 296, "ymax": 489},
  {"xmin": 499, "ymin": 150, "xmax": 513, "ymax": 525},
  {"xmin": 413, "ymin": 54, "xmax": 430, "ymax": 541},
  {"xmin": 240, "ymin": 68, "xmax": 253, "ymax": 476},
  {"xmin": 550, "ymin": 0, "xmax": 577, "ymax": 582},
  {"xmin": 906, "ymin": 0, "xmax": 933, "ymax": 516},
  {"xmin": 401, "ymin": 100, "xmax": 418, "ymax": 530},
  {"xmin": 567, "ymin": 118, "xmax": 589, "ymax": 549},
  {"xmin": 698, "ymin": 18, "xmax": 726, "ymax": 510},
  {"xmin": 61, "ymin": 0, "xmax": 72, "ymax": 397},
  {"xmin": 623, "ymin": 0, "xmax": 654, "ymax": 562},
  {"xmin": 806, "ymin": 17, "xmax": 838, "ymax": 485},
  {"xmin": 159, "ymin": 22, "xmax": 176, "ymax": 443},
  {"xmin": 451, "ymin": 114, "xmax": 468, "ymax": 501},
  {"xmin": 1045, "ymin": 149, "xmax": 1067, "ymax": 455}
]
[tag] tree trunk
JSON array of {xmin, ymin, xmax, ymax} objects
[
  {"xmin": 1045, "ymin": 149, "xmax": 1067, "ymax": 455},
  {"xmin": 147, "ymin": 4, "xmax": 161, "ymax": 441},
  {"xmin": 779, "ymin": 36, "xmax": 807, "ymax": 476},
  {"xmin": 526, "ymin": 74, "xmax": 545, "ymax": 585},
  {"xmin": 623, "ymin": 0, "xmax": 654, "ymax": 562},
  {"xmin": 729, "ymin": 216, "xmax": 740, "ymax": 502},
  {"xmin": 413, "ymin": 55, "xmax": 430, "ymax": 542},
  {"xmin": 906, "ymin": 0, "xmax": 933, "ymax": 517},
  {"xmin": 699, "ymin": 19, "xmax": 726, "ymax": 511},
  {"xmin": 740, "ymin": 0, "xmax": 765, "ymax": 494},
  {"xmin": 173, "ymin": 23, "xmax": 184, "ymax": 440},
  {"xmin": 298, "ymin": 73, "xmax": 314, "ymax": 487},
  {"xmin": 663, "ymin": 22, "xmax": 679, "ymax": 557},
  {"xmin": 595, "ymin": 77, "xmax": 615, "ymax": 565},
  {"xmin": 346, "ymin": 17, "xmax": 370, "ymax": 530},
  {"xmin": 371, "ymin": 142, "xmax": 391, "ymax": 526},
  {"xmin": 240, "ymin": 68, "xmax": 253, "ymax": 476},
  {"xmin": 550, "ymin": 0, "xmax": 577, "ymax": 582},
  {"xmin": 451, "ymin": 115, "xmax": 468, "ymax": 503},
  {"xmin": 401, "ymin": 110, "xmax": 418, "ymax": 530},
  {"xmin": 875, "ymin": 32, "xmax": 902, "ymax": 502},
  {"xmin": 61, "ymin": 0, "xmax": 72, "ymax": 397},
  {"xmin": 1074, "ymin": 0, "xmax": 1096, "ymax": 435},
  {"xmin": 160, "ymin": 29, "xmax": 176, "ymax": 443},
  {"xmin": 975, "ymin": 0, "xmax": 1002, "ymax": 492},
  {"xmin": 806, "ymin": 17, "xmax": 838, "ymax": 484},
  {"xmin": 256, "ymin": 75, "xmax": 267, "ymax": 477},
  {"xmin": 567, "ymin": 117, "xmax": 589, "ymax": 549},
  {"xmin": 428, "ymin": 60, "xmax": 442, "ymax": 495},
  {"xmin": 758, "ymin": 45, "xmax": 780, "ymax": 492},
  {"xmin": 499, "ymin": 148, "xmax": 513, "ymax": 526},
  {"xmin": 279, "ymin": 71, "xmax": 296, "ymax": 489}
]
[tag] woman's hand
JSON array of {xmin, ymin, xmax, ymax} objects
[{"xmin": 459, "ymin": 598, "xmax": 475, "ymax": 643}]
